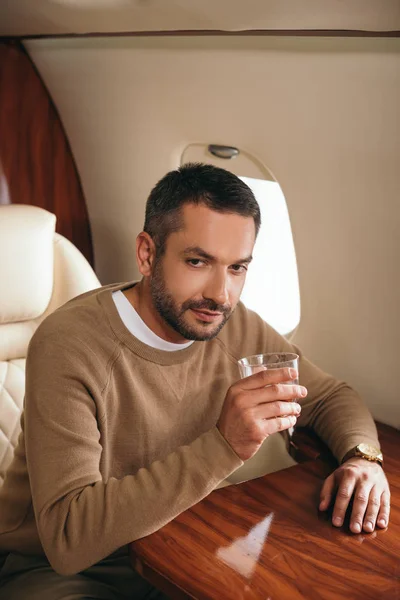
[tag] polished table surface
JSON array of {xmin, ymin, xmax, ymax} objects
[{"xmin": 130, "ymin": 424, "xmax": 400, "ymax": 600}]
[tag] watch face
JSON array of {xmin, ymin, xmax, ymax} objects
[{"xmin": 358, "ymin": 443, "xmax": 380, "ymax": 457}]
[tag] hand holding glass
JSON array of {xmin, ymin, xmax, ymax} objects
[
  {"xmin": 237, "ymin": 352, "xmax": 301, "ymax": 438},
  {"xmin": 217, "ymin": 353, "xmax": 303, "ymax": 461}
]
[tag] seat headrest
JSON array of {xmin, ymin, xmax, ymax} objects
[{"xmin": 0, "ymin": 205, "xmax": 56, "ymax": 324}]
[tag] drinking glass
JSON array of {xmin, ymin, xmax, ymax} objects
[
  {"xmin": 237, "ymin": 352, "xmax": 300, "ymax": 449},
  {"xmin": 238, "ymin": 352, "xmax": 299, "ymax": 386}
]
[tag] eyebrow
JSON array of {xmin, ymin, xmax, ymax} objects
[{"xmin": 182, "ymin": 246, "xmax": 253, "ymax": 265}]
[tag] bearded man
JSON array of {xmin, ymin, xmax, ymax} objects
[{"xmin": 0, "ymin": 164, "xmax": 389, "ymax": 599}]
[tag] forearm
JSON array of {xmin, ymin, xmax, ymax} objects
[
  {"xmin": 297, "ymin": 381, "xmax": 379, "ymax": 463},
  {"xmin": 33, "ymin": 427, "xmax": 241, "ymax": 575}
]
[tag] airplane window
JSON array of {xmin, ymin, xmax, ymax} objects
[{"xmin": 238, "ymin": 176, "xmax": 300, "ymax": 337}]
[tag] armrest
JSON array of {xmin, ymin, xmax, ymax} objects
[{"xmin": 290, "ymin": 427, "xmax": 335, "ymax": 464}]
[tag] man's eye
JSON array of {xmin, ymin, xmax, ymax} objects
[
  {"xmin": 231, "ymin": 264, "xmax": 247, "ymax": 273},
  {"xmin": 187, "ymin": 259, "xmax": 205, "ymax": 267}
]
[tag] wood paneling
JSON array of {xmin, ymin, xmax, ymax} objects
[
  {"xmin": 0, "ymin": 40, "xmax": 94, "ymax": 266},
  {"xmin": 131, "ymin": 423, "xmax": 400, "ymax": 600}
]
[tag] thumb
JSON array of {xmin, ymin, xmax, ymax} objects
[{"xmin": 319, "ymin": 473, "xmax": 336, "ymax": 511}]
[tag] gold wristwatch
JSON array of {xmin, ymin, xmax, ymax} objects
[{"xmin": 341, "ymin": 443, "xmax": 383, "ymax": 466}]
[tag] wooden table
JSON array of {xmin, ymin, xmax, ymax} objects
[{"xmin": 130, "ymin": 424, "xmax": 400, "ymax": 599}]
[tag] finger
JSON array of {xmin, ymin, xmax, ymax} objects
[
  {"xmin": 332, "ymin": 476, "xmax": 356, "ymax": 528},
  {"xmin": 256, "ymin": 383, "xmax": 307, "ymax": 404},
  {"xmin": 319, "ymin": 474, "xmax": 336, "ymax": 511},
  {"xmin": 265, "ymin": 383, "xmax": 307, "ymax": 402},
  {"xmin": 349, "ymin": 484, "xmax": 372, "ymax": 533},
  {"xmin": 377, "ymin": 490, "xmax": 391, "ymax": 529},
  {"xmin": 263, "ymin": 415, "xmax": 298, "ymax": 436},
  {"xmin": 361, "ymin": 486, "xmax": 381, "ymax": 533},
  {"xmin": 254, "ymin": 401, "xmax": 301, "ymax": 420},
  {"xmin": 239, "ymin": 367, "xmax": 298, "ymax": 390}
]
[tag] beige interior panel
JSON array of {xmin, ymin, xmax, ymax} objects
[
  {"xmin": 24, "ymin": 36, "xmax": 400, "ymax": 428},
  {"xmin": 1, "ymin": 1, "xmax": 400, "ymax": 36}
]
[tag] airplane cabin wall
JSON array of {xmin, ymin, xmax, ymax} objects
[{"xmin": 25, "ymin": 36, "xmax": 400, "ymax": 428}]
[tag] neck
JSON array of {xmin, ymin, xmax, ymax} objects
[{"xmin": 125, "ymin": 280, "xmax": 188, "ymax": 344}]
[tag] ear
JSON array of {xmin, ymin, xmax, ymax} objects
[{"xmin": 136, "ymin": 232, "xmax": 157, "ymax": 277}]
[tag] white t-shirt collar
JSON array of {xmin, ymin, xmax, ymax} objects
[{"xmin": 112, "ymin": 290, "xmax": 194, "ymax": 352}]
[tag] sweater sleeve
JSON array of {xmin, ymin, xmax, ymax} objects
[
  {"xmin": 24, "ymin": 332, "xmax": 242, "ymax": 576},
  {"xmin": 294, "ymin": 345, "xmax": 380, "ymax": 461},
  {"xmin": 236, "ymin": 309, "xmax": 380, "ymax": 463}
]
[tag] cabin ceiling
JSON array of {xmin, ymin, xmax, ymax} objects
[{"xmin": 0, "ymin": 0, "xmax": 400, "ymax": 37}]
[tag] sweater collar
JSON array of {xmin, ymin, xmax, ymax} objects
[{"xmin": 98, "ymin": 281, "xmax": 203, "ymax": 365}]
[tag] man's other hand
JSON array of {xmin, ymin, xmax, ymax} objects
[{"xmin": 319, "ymin": 458, "xmax": 390, "ymax": 533}]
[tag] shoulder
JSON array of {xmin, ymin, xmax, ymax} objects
[{"xmin": 29, "ymin": 285, "xmax": 119, "ymax": 360}]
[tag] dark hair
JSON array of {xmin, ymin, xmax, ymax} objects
[{"xmin": 143, "ymin": 163, "xmax": 261, "ymax": 255}]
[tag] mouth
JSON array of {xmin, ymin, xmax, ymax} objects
[{"xmin": 190, "ymin": 309, "xmax": 224, "ymax": 323}]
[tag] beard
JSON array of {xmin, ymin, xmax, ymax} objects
[{"xmin": 149, "ymin": 259, "xmax": 233, "ymax": 341}]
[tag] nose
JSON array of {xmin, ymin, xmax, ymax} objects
[{"xmin": 203, "ymin": 270, "xmax": 229, "ymax": 307}]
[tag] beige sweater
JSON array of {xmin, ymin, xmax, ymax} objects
[{"xmin": 0, "ymin": 282, "xmax": 379, "ymax": 575}]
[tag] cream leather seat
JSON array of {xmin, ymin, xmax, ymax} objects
[{"xmin": 0, "ymin": 204, "xmax": 101, "ymax": 487}]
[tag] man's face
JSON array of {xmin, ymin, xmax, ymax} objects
[{"xmin": 149, "ymin": 203, "xmax": 256, "ymax": 341}]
